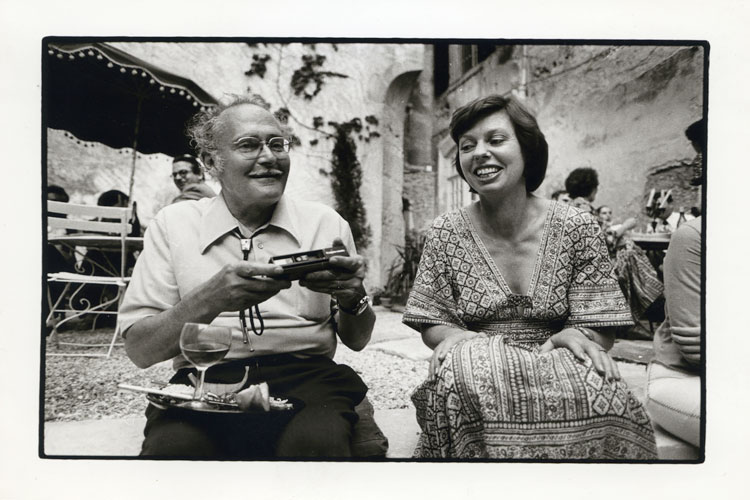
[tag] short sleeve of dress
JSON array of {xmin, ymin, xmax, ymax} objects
[
  {"xmin": 565, "ymin": 212, "xmax": 633, "ymax": 328},
  {"xmin": 402, "ymin": 218, "xmax": 468, "ymax": 331}
]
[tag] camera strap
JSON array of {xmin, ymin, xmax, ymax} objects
[{"xmin": 233, "ymin": 228, "xmax": 265, "ymax": 347}]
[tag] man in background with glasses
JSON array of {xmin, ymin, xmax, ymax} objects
[
  {"xmin": 118, "ymin": 95, "xmax": 379, "ymax": 459},
  {"xmin": 170, "ymin": 154, "xmax": 216, "ymax": 203}
]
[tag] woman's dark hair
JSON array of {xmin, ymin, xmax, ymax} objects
[
  {"xmin": 685, "ymin": 118, "xmax": 706, "ymax": 154},
  {"xmin": 449, "ymin": 95, "xmax": 548, "ymax": 193},
  {"xmin": 564, "ymin": 167, "xmax": 599, "ymax": 199},
  {"xmin": 47, "ymin": 185, "xmax": 69, "ymax": 203},
  {"xmin": 97, "ymin": 189, "xmax": 129, "ymax": 207}
]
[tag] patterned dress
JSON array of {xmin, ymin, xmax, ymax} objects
[{"xmin": 403, "ymin": 202, "xmax": 657, "ymax": 459}]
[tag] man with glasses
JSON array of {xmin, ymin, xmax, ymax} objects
[
  {"xmin": 171, "ymin": 154, "xmax": 216, "ymax": 203},
  {"xmin": 118, "ymin": 95, "xmax": 378, "ymax": 458}
]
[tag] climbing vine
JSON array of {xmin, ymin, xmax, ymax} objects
[
  {"xmin": 290, "ymin": 54, "xmax": 348, "ymax": 100},
  {"xmin": 328, "ymin": 120, "xmax": 372, "ymax": 250},
  {"xmin": 244, "ymin": 53, "xmax": 271, "ymax": 78},
  {"xmin": 242, "ymin": 44, "xmax": 377, "ymax": 249}
]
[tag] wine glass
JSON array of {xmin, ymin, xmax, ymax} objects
[{"xmin": 179, "ymin": 323, "xmax": 232, "ymax": 403}]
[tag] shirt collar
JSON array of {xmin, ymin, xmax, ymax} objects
[{"xmin": 199, "ymin": 193, "xmax": 301, "ymax": 253}]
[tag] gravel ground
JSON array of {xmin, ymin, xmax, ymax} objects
[{"xmin": 44, "ymin": 328, "xmax": 428, "ymax": 422}]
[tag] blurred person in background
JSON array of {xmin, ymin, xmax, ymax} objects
[
  {"xmin": 80, "ymin": 189, "xmax": 140, "ymax": 327},
  {"xmin": 564, "ymin": 167, "xmax": 598, "ymax": 214},
  {"xmin": 550, "ymin": 189, "xmax": 571, "ymax": 204},
  {"xmin": 644, "ymin": 118, "xmax": 705, "ymax": 448},
  {"xmin": 565, "ymin": 169, "xmax": 664, "ymax": 337},
  {"xmin": 45, "ymin": 185, "xmax": 76, "ymax": 334},
  {"xmin": 171, "ymin": 154, "xmax": 216, "ymax": 203}
]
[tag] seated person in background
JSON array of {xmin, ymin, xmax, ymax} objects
[
  {"xmin": 80, "ymin": 189, "xmax": 140, "ymax": 326},
  {"xmin": 171, "ymin": 154, "xmax": 217, "ymax": 203},
  {"xmin": 564, "ymin": 167, "xmax": 598, "ymax": 213},
  {"xmin": 645, "ymin": 119, "xmax": 705, "ymax": 448},
  {"xmin": 646, "ymin": 216, "xmax": 701, "ymax": 446},
  {"xmin": 45, "ymin": 185, "xmax": 76, "ymax": 333},
  {"xmin": 404, "ymin": 95, "xmax": 656, "ymax": 459},
  {"xmin": 119, "ymin": 95, "xmax": 379, "ymax": 458},
  {"xmin": 685, "ymin": 119, "xmax": 704, "ymax": 218},
  {"xmin": 596, "ymin": 204, "xmax": 638, "ymax": 256},
  {"xmin": 565, "ymin": 168, "xmax": 663, "ymax": 332},
  {"xmin": 550, "ymin": 188, "xmax": 571, "ymax": 204}
]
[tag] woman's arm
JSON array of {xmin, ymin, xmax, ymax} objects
[
  {"xmin": 420, "ymin": 324, "xmax": 476, "ymax": 349},
  {"xmin": 540, "ymin": 326, "xmax": 621, "ymax": 382},
  {"xmin": 421, "ymin": 324, "xmax": 486, "ymax": 381},
  {"xmin": 610, "ymin": 218, "xmax": 637, "ymax": 238}
]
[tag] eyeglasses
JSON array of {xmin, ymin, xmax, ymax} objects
[
  {"xmin": 233, "ymin": 136, "xmax": 290, "ymax": 156},
  {"xmin": 171, "ymin": 169, "xmax": 193, "ymax": 179}
]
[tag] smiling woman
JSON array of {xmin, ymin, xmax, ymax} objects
[
  {"xmin": 403, "ymin": 95, "xmax": 657, "ymax": 460},
  {"xmin": 450, "ymin": 95, "xmax": 548, "ymax": 195}
]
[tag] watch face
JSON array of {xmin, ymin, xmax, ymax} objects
[
  {"xmin": 341, "ymin": 295, "xmax": 370, "ymax": 315},
  {"xmin": 356, "ymin": 296, "xmax": 371, "ymax": 315}
]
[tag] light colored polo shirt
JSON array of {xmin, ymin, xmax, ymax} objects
[{"xmin": 118, "ymin": 193, "xmax": 357, "ymax": 370}]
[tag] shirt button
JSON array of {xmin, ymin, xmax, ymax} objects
[{"xmin": 257, "ymin": 242, "xmax": 264, "ymax": 249}]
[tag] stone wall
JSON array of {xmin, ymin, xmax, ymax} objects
[
  {"xmin": 47, "ymin": 41, "xmax": 424, "ymax": 288},
  {"xmin": 433, "ymin": 44, "xmax": 705, "ymax": 226}
]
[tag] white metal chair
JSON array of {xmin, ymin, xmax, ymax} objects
[{"xmin": 46, "ymin": 200, "xmax": 133, "ymax": 357}]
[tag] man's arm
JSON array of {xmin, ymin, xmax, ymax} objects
[
  {"xmin": 663, "ymin": 220, "xmax": 702, "ymax": 365},
  {"xmin": 299, "ymin": 241, "xmax": 375, "ymax": 352},
  {"xmin": 124, "ymin": 262, "xmax": 291, "ymax": 368},
  {"xmin": 336, "ymin": 285, "xmax": 375, "ymax": 351}
]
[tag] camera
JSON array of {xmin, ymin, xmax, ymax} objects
[{"xmin": 268, "ymin": 244, "xmax": 349, "ymax": 280}]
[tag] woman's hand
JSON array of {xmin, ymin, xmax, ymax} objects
[
  {"xmin": 428, "ymin": 331, "xmax": 485, "ymax": 382},
  {"xmin": 539, "ymin": 328, "xmax": 621, "ymax": 382}
]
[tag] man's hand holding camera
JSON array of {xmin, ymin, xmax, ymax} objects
[
  {"xmin": 299, "ymin": 238, "xmax": 373, "ymax": 351},
  {"xmin": 299, "ymin": 238, "xmax": 367, "ymax": 309},
  {"xmin": 202, "ymin": 262, "xmax": 292, "ymax": 315}
]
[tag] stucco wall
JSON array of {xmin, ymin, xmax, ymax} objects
[
  {"xmin": 47, "ymin": 41, "xmax": 423, "ymax": 288},
  {"xmin": 434, "ymin": 44, "xmax": 705, "ymax": 225}
]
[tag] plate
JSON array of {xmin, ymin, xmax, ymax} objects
[{"xmin": 146, "ymin": 393, "xmax": 303, "ymax": 415}]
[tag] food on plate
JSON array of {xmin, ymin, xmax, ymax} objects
[
  {"xmin": 160, "ymin": 384, "xmax": 194, "ymax": 398},
  {"xmin": 236, "ymin": 382, "xmax": 271, "ymax": 412},
  {"xmin": 231, "ymin": 382, "xmax": 295, "ymax": 412}
]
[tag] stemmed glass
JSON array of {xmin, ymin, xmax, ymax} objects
[{"xmin": 179, "ymin": 323, "xmax": 232, "ymax": 403}]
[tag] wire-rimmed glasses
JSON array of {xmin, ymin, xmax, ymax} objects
[{"xmin": 232, "ymin": 136, "xmax": 290, "ymax": 157}]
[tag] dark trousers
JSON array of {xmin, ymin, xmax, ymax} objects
[{"xmin": 140, "ymin": 354, "xmax": 367, "ymax": 459}]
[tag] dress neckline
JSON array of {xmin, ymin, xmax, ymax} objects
[{"xmin": 459, "ymin": 200, "xmax": 555, "ymax": 299}]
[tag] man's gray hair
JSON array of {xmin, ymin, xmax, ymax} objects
[{"xmin": 186, "ymin": 94, "xmax": 292, "ymax": 176}]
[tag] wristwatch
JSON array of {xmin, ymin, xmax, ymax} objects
[{"xmin": 339, "ymin": 295, "xmax": 371, "ymax": 316}]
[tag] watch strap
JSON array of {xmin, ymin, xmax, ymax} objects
[{"xmin": 339, "ymin": 295, "xmax": 371, "ymax": 316}]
